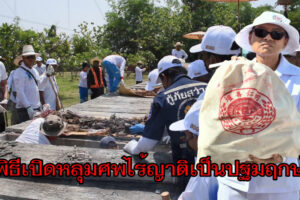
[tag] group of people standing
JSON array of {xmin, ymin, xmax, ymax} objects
[
  {"xmin": 78, "ymin": 54, "xmax": 126, "ymax": 103},
  {"xmin": 124, "ymin": 11, "xmax": 300, "ymax": 200},
  {"xmin": 0, "ymin": 45, "xmax": 61, "ymax": 126}
]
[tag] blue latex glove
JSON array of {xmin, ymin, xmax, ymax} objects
[{"xmin": 129, "ymin": 124, "xmax": 145, "ymax": 134}]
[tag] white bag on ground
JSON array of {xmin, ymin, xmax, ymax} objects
[{"xmin": 197, "ymin": 60, "xmax": 300, "ymax": 164}]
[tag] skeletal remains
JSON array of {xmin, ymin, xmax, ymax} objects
[{"xmin": 61, "ymin": 110, "xmax": 146, "ymax": 137}]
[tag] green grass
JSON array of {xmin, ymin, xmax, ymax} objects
[{"xmin": 6, "ymin": 71, "xmax": 149, "ymax": 126}]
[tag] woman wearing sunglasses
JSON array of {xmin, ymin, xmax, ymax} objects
[{"xmin": 217, "ymin": 11, "xmax": 300, "ymax": 200}]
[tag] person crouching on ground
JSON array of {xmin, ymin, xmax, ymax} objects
[{"xmin": 16, "ymin": 114, "xmax": 66, "ymax": 145}]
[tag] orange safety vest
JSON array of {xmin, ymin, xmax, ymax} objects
[{"xmin": 90, "ymin": 67, "xmax": 104, "ymax": 88}]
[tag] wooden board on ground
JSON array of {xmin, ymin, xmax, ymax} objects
[
  {"xmin": 130, "ymin": 82, "xmax": 148, "ymax": 90},
  {"xmin": 67, "ymin": 94, "xmax": 153, "ymax": 119}
]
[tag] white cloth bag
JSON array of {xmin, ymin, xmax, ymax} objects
[{"xmin": 197, "ymin": 60, "xmax": 300, "ymax": 164}]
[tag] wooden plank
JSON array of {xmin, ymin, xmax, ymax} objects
[{"xmin": 67, "ymin": 94, "xmax": 153, "ymax": 119}]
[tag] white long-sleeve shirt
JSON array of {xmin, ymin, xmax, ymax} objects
[
  {"xmin": 33, "ymin": 64, "xmax": 46, "ymax": 75},
  {"xmin": 0, "ymin": 61, "xmax": 7, "ymax": 81},
  {"xmin": 135, "ymin": 66, "xmax": 146, "ymax": 82},
  {"xmin": 16, "ymin": 118, "xmax": 50, "ymax": 144},
  {"xmin": 7, "ymin": 70, "xmax": 16, "ymax": 103},
  {"xmin": 39, "ymin": 76, "xmax": 59, "ymax": 111},
  {"xmin": 103, "ymin": 55, "xmax": 126, "ymax": 77},
  {"xmin": 13, "ymin": 63, "xmax": 47, "ymax": 109},
  {"xmin": 172, "ymin": 49, "xmax": 188, "ymax": 60}
]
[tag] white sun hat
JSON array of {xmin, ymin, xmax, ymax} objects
[
  {"xmin": 190, "ymin": 25, "xmax": 240, "ymax": 55},
  {"xmin": 46, "ymin": 58, "xmax": 57, "ymax": 65},
  {"xmin": 284, "ymin": 46, "xmax": 300, "ymax": 56},
  {"xmin": 169, "ymin": 100, "xmax": 202, "ymax": 135},
  {"xmin": 157, "ymin": 55, "xmax": 183, "ymax": 74},
  {"xmin": 36, "ymin": 56, "xmax": 43, "ymax": 62},
  {"xmin": 145, "ymin": 69, "xmax": 161, "ymax": 91},
  {"xmin": 21, "ymin": 45, "xmax": 39, "ymax": 57},
  {"xmin": 188, "ymin": 60, "xmax": 208, "ymax": 79},
  {"xmin": 235, "ymin": 11, "xmax": 300, "ymax": 55}
]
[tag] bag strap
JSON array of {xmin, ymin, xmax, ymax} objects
[{"xmin": 20, "ymin": 67, "xmax": 38, "ymax": 86}]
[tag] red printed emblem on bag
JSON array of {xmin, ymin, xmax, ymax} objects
[{"xmin": 219, "ymin": 88, "xmax": 276, "ymax": 135}]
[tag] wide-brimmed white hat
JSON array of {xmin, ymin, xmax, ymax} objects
[
  {"xmin": 13, "ymin": 55, "xmax": 23, "ymax": 66},
  {"xmin": 21, "ymin": 45, "xmax": 39, "ymax": 57},
  {"xmin": 157, "ymin": 55, "xmax": 183, "ymax": 74},
  {"xmin": 188, "ymin": 60, "xmax": 208, "ymax": 79},
  {"xmin": 36, "ymin": 56, "xmax": 43, "ymax": 62},
  {"xmin": 284, "ymin": 46, "xmax": 300, "ymax": 56},
  {"xmin": 169, "ymin": 100, "xmax": 202, "ymax": 135},
  {"xmin": 46, "ymin": 58, "xmax": 57, "ymax": 65},
  {"xmin": 145, "ymin": 69, "xmax": 161, "ymax": 91},
  {"xmin": 190, "ymin": 25, "xmax": 240, "ymax": 55},
  {"xmin": 235, "ymin": 11, "xmax": 300, "ymax": 55}
]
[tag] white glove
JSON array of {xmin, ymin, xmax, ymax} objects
[
  {"xmin": 27, "ymin": 107, "xmax": 35, "ymax": 119},
  {"xmin": 120, "ymin": 79, "xmax": 124, "ymax": 84},
  {"xmin": 88, "ymin": 89, "xmax": 92, "ymax": 95},
  {"xmin": 162, "ymin": 135, "xmax": 171, "ymax": 144},
  {"xmin": 42, "ymin": 104, "xmax": 51, "ymax": 112},
  {"xmin": 123, "ymin": 139, "xmax": 138, "ymax": 155},
  {"xmin": 46, "ymin": 65, "xmax": 55, "ymax": 76},
  {"xmin": 0, "ymin": 99, "xmax": 8, "ymax": 104}
]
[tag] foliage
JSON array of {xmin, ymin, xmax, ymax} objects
[{"xmin": 0, "ymin": 0, "xmax": 299, "ymax": 73}]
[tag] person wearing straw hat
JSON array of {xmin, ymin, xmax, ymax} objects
[
  {"xmin": 87, "ymin": 57, "xmax": 107, "ymax": 99},
  {"xmin": 212, "ymin": 10, "xmax": 300, "ymax": 200},
  {"xmin": 135, "ymin": 60, "xmax": 147, "ymax": 84},
  {"xmin": 39, "ymin": 58, "xmax": 60, "ymax": 111},
  {"xmin": 124, "ymin": 55, "xmax": 206, "ymax": 190},
  {"xmin": 169, "ymin": 100, "xmax": 218, "ymax": 200},
  {"xmin": 0, "ymin": 56, "xmax": 8, "ymax": 132},
  {"xmin": 16, "ymin": 114, "xmax": 66, "ymax": 144},
  {"xmin": 172, "ymin": 42, "xmax": 188, "ymax": 60},
  {"xmin": 102, "ymin": 54, "xmax": 126, "ymax": 93},
  {"xmin": 33, "ymin": 56, "xmax": 46, "ymax": 75},
  {"xmin": 13, "ymin": 45, "xmax": 47, "ymax": 124}
]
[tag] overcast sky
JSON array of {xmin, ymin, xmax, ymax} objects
[{"xmin": 0, "ymin": 0, "xmax": 281, "ymax": 34}]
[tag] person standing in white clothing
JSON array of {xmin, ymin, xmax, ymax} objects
[
  {"xmin": 13, "ymin": 45, "xmax": 47, "ymax": 124},
  {"xmin": 79, "ymin": 61, "xmax": 90, "ymax": 103},
  {"xmin": 39, "ymin": 58, "xmax": 60, "ymax": 111},
  {"xmin": 33, "ymin": 56, "xmax": 46, "ymax": 75},
  {"xmin": 216, "ymin": 11, "xmax": 300, "ymax": 200},
  {"xmin": 135, "ymin": 61, "xmax": 146, "ymax": 84},
  {"xmin": 172, "ymin": 42, "xmax": 188, "ymax": 60}
]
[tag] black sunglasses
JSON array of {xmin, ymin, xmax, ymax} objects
[
  {"xmin": 253, "ymin": 28, "xmax": 287, "ymax": 40},
  {"xmin": 24, "ymin": 55, "xmax": 36, "ymax": 60}
]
